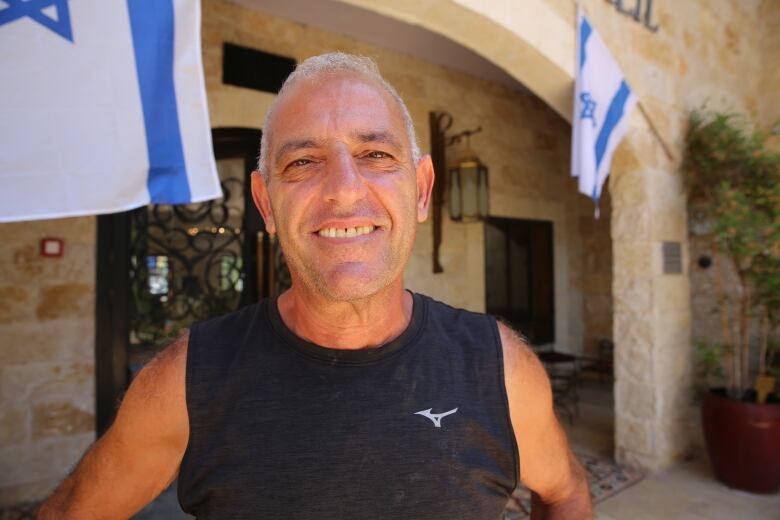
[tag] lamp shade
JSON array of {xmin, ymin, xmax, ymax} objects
[{"xmin": 449, "ymin": 158, "xmax": 488, "ymax": 222}]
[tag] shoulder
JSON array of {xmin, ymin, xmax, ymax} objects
[
  {"xmin": 187, "ymin": 301, "xmax": 266, "ymax": 365},
  {"xmin": 416, "ymin": 293, "xmax": 493, "ymax": 332},
  {"xmin": 115, "ymin": 333, "xmax": 188, "ymax": 433},
  {"xmin": 496, "ymin": 321, "xmax": 553, "ymax": 412},
  {"xmin": 193, "ymin": 300, "xmax": 265, "ymax": 338}
]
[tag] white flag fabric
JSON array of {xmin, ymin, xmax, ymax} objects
[
  {"xmin": 571, "ymin": 9, "xmax": 636, "ymax": 216},
  {"xmin": 0, "ymin": 0, "xmax": 220, "ymax": 223}
]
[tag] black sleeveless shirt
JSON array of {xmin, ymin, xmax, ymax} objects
[{"xmin": 178, "ymin": 293, "xmax": 518, "ymax": 519}]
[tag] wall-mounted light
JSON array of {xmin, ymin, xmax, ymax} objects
[
  {"xmin": 449, "ymin": 155, "xmax": 489, "ymax": 222},
  {"xmin": 429, "ymin": 111, "xmax": 488, "ymax": 272}
]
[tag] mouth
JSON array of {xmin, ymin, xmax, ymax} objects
[{"xmin": 316, "ymin": 225, "xmax": 378, "ymax": 238}]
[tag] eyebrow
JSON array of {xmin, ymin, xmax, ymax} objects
[
  {"xmin": 351, "ymin": 130, "xmax": 403, "ymax": 150},
  {"xmin": 274, "ymin": 138, "xmax": 323, "ymax": 166}
]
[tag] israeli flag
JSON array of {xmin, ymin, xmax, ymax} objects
[
  {"xmin": 571, "ymin": 9, "xmax": 636, "ymax": 217},
  {"xmin": 0, "ymin": 0, "xmax": 220, "ymax": 223}
]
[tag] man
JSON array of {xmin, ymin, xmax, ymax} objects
[{"xmin": 39, "ymin": 52, "xmax": 591, "ymax": 519}]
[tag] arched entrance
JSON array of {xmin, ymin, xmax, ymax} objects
[
  {"xmin": 221, "ymin": 0, "xmax": 691, "ymax": 473},
  {"xmin": 325, "ymin": 0, "xmax": 692, "ymax": 473}
]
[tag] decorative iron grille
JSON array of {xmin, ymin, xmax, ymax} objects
[{"xmin": 128, "ymin": 176, "xmax": 248, "ymax": 355}]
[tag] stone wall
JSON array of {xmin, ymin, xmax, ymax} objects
[
  {"xmin": 399, "ymin": 0, "xmax": 778, "ymax": 470},
  {"xmin": 2, "ymin": 0, "xmax": 774, "ymax": 499},
  {"xmin": 202, "ymin": 0, "xmax": 608, "ymax": 348},
  {"xmin": 586, "ymin": 0, "xmax": 776, "ymax": 470},
  {"xmin": 0, "ymin": 0, "xmax": 613, "ymax": 503},
  {"xmin": 0, "ymin": 218, "xmax": 95, "ymax": 506},
  {"xmin": 687, "ymin": 0, "xmax": 780, "ymax": 394},
  {"xmin": 759, "ymin": 1, "xmax": 780, "ymax": 127}
]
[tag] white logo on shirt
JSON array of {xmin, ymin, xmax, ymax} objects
[{"xmin": 414, "ymin": 408, "xmax": 459, "ymax": 428}]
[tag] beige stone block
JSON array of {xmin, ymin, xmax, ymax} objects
[
  {"xmin": 208, "ymin": 87, "xmax": 272, "ymax": 129},
  {"xmin": 611, "ymin": 241, "xmax": 652, "ymax": 278},
  {"xmin": 615, "ymin": 447, "xmax": 660, "ymax": 474},
  {"xmin": 0, "ymin": 361, "xmax": 94, "ymax": 408},
  {"xmin": 35, "ymin": 284, "xmax": 93, "ymax": 321},
  {"xmin": 653, "ymin": 413, "xmax": 692, "ymax": 465},
  {"xmin": 615, "ymin": 416, "xmax": 655, "ymax": 460},
  {"xmin": 581, "ymin": 272, "xmax": 611, "ymax": 294},
  {"xmin": 7, "ymin": 243, "xmax": 43, "ymax": 278},
  {"xmin": 0, "ymin": 407, "xmax": 28, "ymax": 445},
  {"xmin": 0, "ymin": 433, "xmax": 93, "ymax": 487},
  {"xmin": 614, "ymin": 379, "xmax": 657, "ymax": 422},
  {"xmin": 613, "ymin": 332, "xmax": 654, "ymax": 386},
  {"xmin": 0, "ymin": 319, "xmax": 93, "ymax": 365},
  {"xmin": 0, "ymin": 287, "xmax": 31, "ymax": 325},
  {"xmin": 583, "ymin": 294, "xmax": 611, "ymax": 319},
  {"xmin": 614, "ymin": 348, "xmax": 654, "ymax": 384},
  {"xmin": 658, "ymin": 380, "xmax": 695, "ymax": 424},
  {"xmin": 0, "ymin": 217, "xmax": 95, "ymax": 249},
  {"xmin": 32, "ymin": 402, "xmax": 94, "ymax": 441},
  {"xmin": 655, "ymin": 274, "xmax": 691, "ymax": 312},
  {"xmin": 653, "ymin": 312, "xmax": 692, "ymax": 386},
  {"xmin": 613, "ymin": 275, "xmax": 653, "ymax": 316},
  {"xmin": 2, "ymin": 239, "xmax": 95, "ymax": 288},
  {"xmin": 611, "ymin": 208, "xmax": 651, "ymax": 252},
  {"xmin": 652, "ymin": 209, "xmax": 687, "ymax": 244}
]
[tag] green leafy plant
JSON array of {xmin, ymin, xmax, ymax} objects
[
  {"xmin": 694, "ymin": 341, "xmax": 724, "ymax": 397},
  {"xmin": 683, "ymin": 110, "xmax": 780, "ymax": 401}
]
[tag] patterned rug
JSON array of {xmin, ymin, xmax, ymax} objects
[
  {"xmin": 0, "ymin": 503, "xmax": 37, "ymax": 520},
  {"xmin": 502, "ymin": 452, "xmax": 643, "ymax": 519}
]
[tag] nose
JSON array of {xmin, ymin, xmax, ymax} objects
[{"xmin": 321, "ymin": 146, "xmax": 368, "ymax": 206}]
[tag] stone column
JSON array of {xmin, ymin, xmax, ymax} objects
[{"xmin": 610, "ymin": 131, "xmax": 692, "ymax": 472}]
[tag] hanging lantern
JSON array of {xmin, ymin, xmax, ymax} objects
[{"xmin": 449, "ymin": 157, "xmax": 488, "ymax": 222}]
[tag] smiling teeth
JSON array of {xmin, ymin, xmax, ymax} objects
[{"xmin": 318, "ymin": 225, "xmax": 375, "ymax": 238}]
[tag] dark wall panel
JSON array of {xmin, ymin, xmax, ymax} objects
[{"xmin": 222, "ymin": 43, "xmax": 296, "ymax": 94}]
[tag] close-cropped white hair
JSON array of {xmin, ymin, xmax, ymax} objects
[{"xmin": 257, "ymin": 52, "xmax": 421, "ymax": 179}]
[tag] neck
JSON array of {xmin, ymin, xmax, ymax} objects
[{"xmin": 276, "ymin": 281, "xmax": 413, "ymax": 350}]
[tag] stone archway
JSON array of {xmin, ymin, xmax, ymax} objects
[{"xmin": 335, "ymin": 0, "xmax": 693, "ymax": 473}]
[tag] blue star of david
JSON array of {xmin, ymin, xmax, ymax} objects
[
  {"xmin": 0, "ymin": 0, "xmax": 73, "ymax": 42},
  {"xmin": 580, "ymin": 92, "xmax": 597, "ymax": 128}
]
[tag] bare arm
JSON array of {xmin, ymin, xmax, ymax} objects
[
  {"xmin": 499, "ymin": 323, "xmax": 592, "ymax": 519},
  {"xmin": 38, "ymin": 334, "xmax": 190, "ymax": 519}
]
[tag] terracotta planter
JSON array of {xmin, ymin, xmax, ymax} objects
[{"xmin": 701, "ymin": 389, "xmax": 780, "ymax": 494}]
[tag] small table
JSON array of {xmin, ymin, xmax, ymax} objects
[{"xmin": 537, "ymin": 350, "xmax": 578, "ymax": 365}]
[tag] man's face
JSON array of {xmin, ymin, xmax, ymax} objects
[{"xmin": 252, "ymin": 73, "xmax": 434, "ymax": 301}]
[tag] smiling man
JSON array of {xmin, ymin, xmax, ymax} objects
[{"xmin": 39, "ymin": 53, "xmax": 591, "ymax": 519}]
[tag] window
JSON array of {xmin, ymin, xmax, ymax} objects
[
  {"xmin": 485, "ymin": 218, "xmax": 554, "ymax": 344},
  {"xmin": 146, "ymin": 255, "xmax": 170, "ymax": 296}
]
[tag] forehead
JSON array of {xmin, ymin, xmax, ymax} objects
[{"xmin": 268, "ymin": 73, "xmax": 407, "ymax": 150}]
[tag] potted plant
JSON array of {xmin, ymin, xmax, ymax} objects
[{"xmin": 683, "ymin": 109, "xmax": 780, "ymax": 494}]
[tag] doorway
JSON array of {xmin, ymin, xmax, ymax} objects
[
  {"xmin": 484, "ymin": 217, "xmax": 554, "ymax": 346},
  {"xmin": 95, "ymin": 128, "xmax": 290, "ymax": 433}
]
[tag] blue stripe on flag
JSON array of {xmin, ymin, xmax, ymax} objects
[
  {"xmin": 127, "ymin": 0, "xmax": 192, "ymax": 203},
  {"xmin": 579, "ymin": 18, "xmax": 592, "ymax": 70},
  {"xmin": 593, "ymin": 80, "xmax": 631, "ymax": 189}
]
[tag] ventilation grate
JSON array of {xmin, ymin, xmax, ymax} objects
[{"xmin": 662, "ymin": 241, "xmax": 682, "ymax": 274}]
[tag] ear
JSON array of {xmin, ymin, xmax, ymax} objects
[
  {"xmin": 250, "ymin": 171, "xmax": 276, "ymax": 235},
  {"xmin": 415, "ymin": 154, "xmax": 435, "ymax": 223}
]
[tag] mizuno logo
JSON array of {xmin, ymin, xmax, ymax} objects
[{"xmin": 414, "ymin": 407, "xmax": 458, "ymax": 428}]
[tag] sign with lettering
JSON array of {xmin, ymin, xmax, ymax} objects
[{"xmin": 606, "ymin": 0, "xmax": 660, "ymax": 33}]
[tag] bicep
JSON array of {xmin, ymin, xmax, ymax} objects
[
  {"xmin": 42, "ymin": 334, "xmax": 190, "ymax": 518},
  {"xmin": 499, "ymin": 324, "xmax": 578, "ymax": 502}
]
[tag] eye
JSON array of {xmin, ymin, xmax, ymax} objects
[
  {"xmin": 365, "ymin": 151, "xmax": 391, "ymax": 160},
  {"xmin": 287, "ymin": 158, "xmax": 312, "ymax": 169}
]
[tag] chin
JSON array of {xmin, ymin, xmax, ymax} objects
[{"xmin": 308, "ymin": 264, "xmax": 398, "ymax": 302}]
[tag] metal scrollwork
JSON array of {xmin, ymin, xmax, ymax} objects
[{"xmin": 129, "ymin": 177, "xmax": 247, "ymax": 350}]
